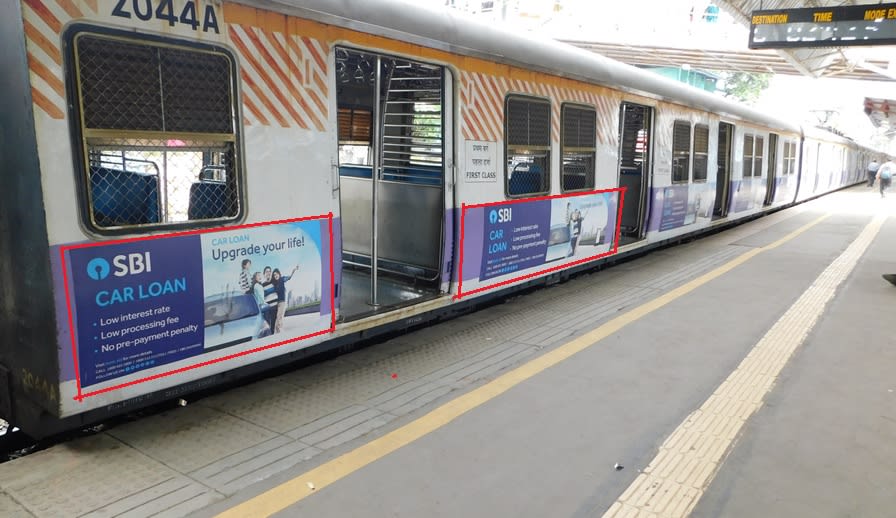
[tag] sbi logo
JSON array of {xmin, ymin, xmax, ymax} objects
[
  {"xmin": 86, "ymin": 252, "xmax": 152, "ymax": 280},
  {"xmin": 489, "ymin": 207, "xmax": 512, "ymax": 224},
  {"xmin": 86, "ymin": 258, "xmax": 111, "ymax": 280}
]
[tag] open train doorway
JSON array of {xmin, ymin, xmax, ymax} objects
[
  {"xmin": 713, "ymin": 122, "xmax": 734, "ymax": 218},
  {"xmin": 764, "ymin": 133, "xmax": 778, "ymax": 205},
  {"xmin": 335, "ymin": 48, "xmax": 447, "ymax": 321},
  {"xmin": 617, "ymin": 102, "xmax": 652, "ymax": 245}
]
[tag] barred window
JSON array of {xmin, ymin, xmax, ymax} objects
[
  {"xmin": 672, "ymin": 121, "xmax": 690, "ymax": 184},
  {"xmin": 754, "ymin": 136, "xmax": 765, "ymax": 178},
  {"xmin": 506, "ymin": 96, "xmax": 551, "ymax": 197},
  {"xmin": 743, "ymin": 134, "xmax": 754, "ymax": 177},
  {"xmin": 693, "ymin": 124, "xmax": 709, "ymax": 182},
  {"xmin": 561, "ymin": 104, "xmax": 596, "ymax": 192},
  {"xmin": 70, "ymin": 31, "xmax": 241, "ymax": 232}
]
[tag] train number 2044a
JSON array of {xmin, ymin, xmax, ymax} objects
[{"xmin": 111, "ymin": 0, "xmax": 220, "ymax": 34}]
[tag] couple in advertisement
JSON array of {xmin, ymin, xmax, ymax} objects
[
  {"xmin": 239, "ymin": 259, "xmax": 298, "ymax": 334},
  {"xmin": 202, "ymin": 221, "xmax": 325, "ymax": 351}
]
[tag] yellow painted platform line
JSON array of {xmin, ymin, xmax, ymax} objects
[
  {"xmin": 603, "ymin": 213, "xmax": 886, "ymax": 518},
  {"xmin": 217, "ymin": 214, "xmax": 830, "ymax": 518}
]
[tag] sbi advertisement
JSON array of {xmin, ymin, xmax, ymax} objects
[
  {"xmin": 478, "ymin": 192, "xmax": 618, "ymax": 282},
  {"xmin": 66, "ymin": 220, "xmax": 328, "ymax": 387}
]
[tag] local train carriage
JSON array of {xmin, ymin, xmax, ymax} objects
[
  {"xmin": 0, "ymin": 0, "xmax": 878, "ymax": 437},
  {"xmin": 796, "ymin": 127, "xmax": 863, "ymax": 202}
]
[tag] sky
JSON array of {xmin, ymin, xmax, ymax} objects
[{"xmin": 418, "ymin": 0, "xmax": 893, "ymax": 150}]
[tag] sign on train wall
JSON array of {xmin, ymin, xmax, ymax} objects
[
  {"xmin": 463, "ymin": 141, "xmax": 498, "ymax": 183},
  {"xmin": 60, "ymin": 216, "xmax": 335, "ymax": 398},
  {"xmin": 457, "ymin": 189, "xmax": 624, "ymax": 299}
]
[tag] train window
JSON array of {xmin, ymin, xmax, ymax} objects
[
  {"xmin": 693, "ymin": 124, "xmax": 709, "ymax": 182},
  {"xmin": 505, "ymin": 96, "xmax": 551, "ymax": 197},
  {"xmin": 69, "ymin": 30, "xmax": 241, "ymax": 232},
  {"xmin": 671, "ymin": 121, "xmax": 691, "ymax": 184},
  {"xmin": 754, "ymin": 136, "xmax": 765, "ymax": 177},
  {"xmin": 783, "ymin": 141, "xmax": 796, "ymax": 175},
  {"xmin": 742, "ymin": 135, "xmax": 754, "ymax": 177},
  {"xmin": 561, "ymin": 104, "xmax": 596, "ymax": 192}
]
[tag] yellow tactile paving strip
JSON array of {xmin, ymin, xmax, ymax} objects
[{"xmin": 603, "ymin": 214, "xmax": 887, "ymax": 518}]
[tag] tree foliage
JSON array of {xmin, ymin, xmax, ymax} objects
[{"xmin": 718, "ymin": 72, "xmax": 770, "ymax": 105}]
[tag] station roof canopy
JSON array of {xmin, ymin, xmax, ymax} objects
[
  {"xmin": 559, "ymin": 0, "xmax": 893, "ymax": 138},
  {"xmin": 714, "ymin": 0, "xmax": 896, "ymax": 82},
  {"xmin": 718, "ymin": 0, "xmax": 895, "ymax": 137},
  {"xmin": 561, "ymin": 39, "xmax": 892, "ymax": 81},
  {"xmin": 562, "ymin": 1, "xmax": 894, "ymax": 82}
]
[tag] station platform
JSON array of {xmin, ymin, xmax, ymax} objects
[{"xmin": 1, "ymin": 186, "xmax": 895, "ymax": 518}]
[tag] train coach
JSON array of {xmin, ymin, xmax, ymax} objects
[{"xmin": 0, "ymin": 0, "xmax": 883, "ymax": 437}]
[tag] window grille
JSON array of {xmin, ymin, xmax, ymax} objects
[
  {"xmin": 561, "ymin": 104, "xmax": 596, "ymax": 192},
  {"xmin": 70, "ymin": 31, "xmax": 241, "ymax": 232},
  {"xmin": 506, "ymin": 96, "xmax": 551, "ymax": 197},
  {"xmin": 381, "ymin": 59, "xmax": 444, "ymax": 183},
  {"xmin": 619, "ymin": 104, "xmax": 650, "ymax": 171},
  {"xmin": 672, "ymin": 121, "xmax": 691, "ymax": 184},
  {"xmin": 693, "ymin": 124, "xmax": 709, "ymax": 182}
]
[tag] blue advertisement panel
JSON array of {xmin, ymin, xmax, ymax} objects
[
  {"xmin": 480, "ymin": 201, "xmax": 550, "ymax": 281},
  {"xmin": 478, "ymin": 192, "xmax": 617, "ymax": 282},
  {"xmin": 658, "ymin": 185, "xmax": 691, "ymax": 231},
  {"xmin": 731, "ymin": 177, "xmax": 766, "ymax": 213},
  {"xmin": 647, "ymin": 184, "xmax": 715, "ymax": 233},
  {"xmin": 68, "ymin": 236, "xmax": 204, "ymax": 387},
  {"xmin": 65, "ymin": 220, "xmax": 327, "ymax": 388}
]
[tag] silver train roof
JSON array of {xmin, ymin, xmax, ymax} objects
[{"xmin": 243, "ymin": 0, "xmax": 804, "ymax": 134}]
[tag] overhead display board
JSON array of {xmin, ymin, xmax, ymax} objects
[{"xmin": 749, "ymin": 3, "xmax": 896, "ymax": 49}]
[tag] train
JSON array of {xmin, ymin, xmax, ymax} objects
[{"xmin": 0, "ymin": 0, "xmax": 887, "ymax": 438}]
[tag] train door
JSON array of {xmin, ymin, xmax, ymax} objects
[
  {"xmin": 713, "ymin": 122, "xmax": 734, "ymax": 218},
  {"xmin": 334, "ymin": 48, "xmax": 447, "ymax": 321},
  {"xmin": 617, "ymin": 103, "xmax": 652, "ymax": 244},
  {"xmin": 764, "ymin": 133, "xmax": 778, "ymax": 205}
]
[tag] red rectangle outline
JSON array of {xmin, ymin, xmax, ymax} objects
[
  {"xmin": 454, "ymin": 188, "xmax": 626, "ymax": 301},
  {"xmin": 61, "ymin": 214, "xmax": 337, "ymax": 402}
]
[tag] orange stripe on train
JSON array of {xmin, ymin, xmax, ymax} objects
[
  {"xmin": 30, "ymin": 86, "xmax": 64, "ymax": 119},
  {"xmin": 54, "ymin": 0, "xmax": 82, "ymax": 19},
  {"xmin": 24, "ymin": 20, "xmax": 62, "ymax": 66},
  {"xmin": 27, "ymin": 51, "xmax": 65, "ymax": 97},
  {"xmin": 239, "ymin": 69, "xmax": 289, "ymax": 128},
  {"xmin": 23, "ymin": 0, "xmax": 61, "ymax": 34},
  {"xmin": 231, "ymin": 27, "xmax": 306, "ymax": 128}
]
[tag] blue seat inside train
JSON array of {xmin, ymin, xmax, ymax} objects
[
  {"xmin": 188, "ymin": 181, "xmax": 230, "ymax": 220},
  {"xmin": 90, "ymin": 167, "xmax": 160, "ymax": 226},
  {"xmin": 508, "ymin": 163, "xmax": 543, "ymax": 195}
]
